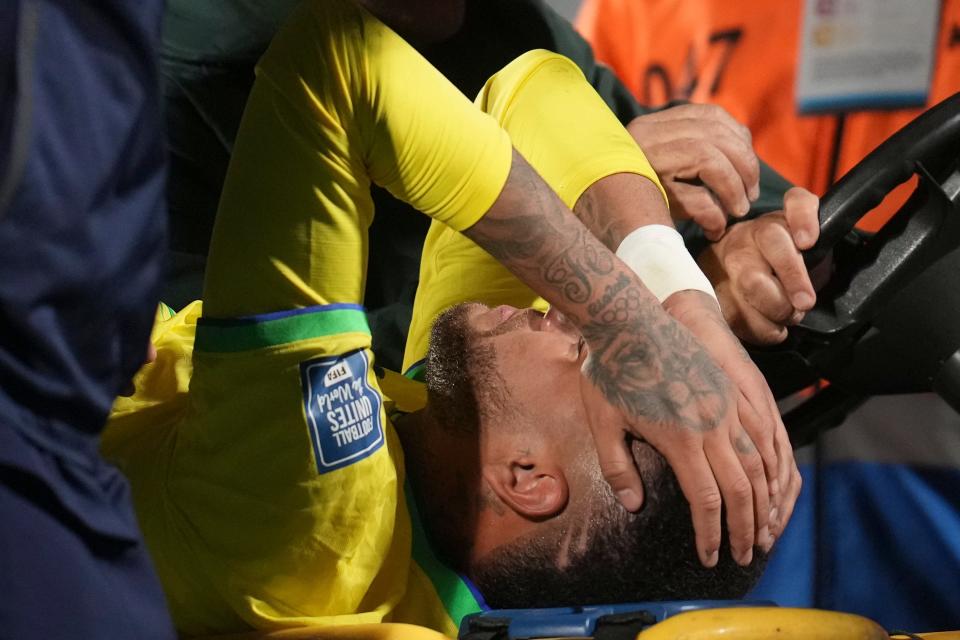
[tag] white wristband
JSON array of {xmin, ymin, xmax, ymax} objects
[{"xmin": 615, "ymin": 225, "xmax": 718, "ymax": 304}]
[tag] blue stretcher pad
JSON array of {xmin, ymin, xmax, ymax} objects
[{"xmin": 459, "ymin": 599, "xmax": 775, "ymax": 638}]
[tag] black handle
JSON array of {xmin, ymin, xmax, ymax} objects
[{"xmin": 805, "ymin": 91, "xmax": 960, "ymax": 267}]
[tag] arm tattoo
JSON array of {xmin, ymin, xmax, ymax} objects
[
  {"xmin": 465, "ymin": 150, "xmax": 727, "ymax": 433},
  {"xmin": 581, "ymin": 301, "xmax": 729, "ymax": 432},
  {"xmin": 545, "ymin": 241, "xmax": 613, "ymax": 305},
  {"xmin": 588, "ymin": 273, "xmax": 632, "ymax": 316}
]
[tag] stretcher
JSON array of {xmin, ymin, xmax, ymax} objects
[
  {"xmin": 194, "ymin": 93, "xmax": 960, "ymax": 640},
  {"xmin": 458, "ymin": 603, "xmax": 959, "ymax": 639},
  {"xmin": 450, "ymin": 91, "xmax": 960, "ymax": 640},
  {"xmin": 198, "ymin": 604, "xmax": 959, "ymax": 639}
]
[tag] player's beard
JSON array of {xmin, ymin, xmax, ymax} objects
[{"xmin": 424, "ymin": 303, "xmax": 484, "ymax": 434}]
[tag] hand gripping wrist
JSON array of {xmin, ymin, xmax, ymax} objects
[{"xmin": 615, "ymin": 224, "xmax": 718, "ymax": 304}]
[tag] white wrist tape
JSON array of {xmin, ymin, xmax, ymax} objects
[{"xmin": 615, "ymin": 225, "xmax": 718, "ymax": 304}]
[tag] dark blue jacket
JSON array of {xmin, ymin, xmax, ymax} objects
[{"xmin": 0, "ymin": 0, "xmax": 167, "ymax": 537}]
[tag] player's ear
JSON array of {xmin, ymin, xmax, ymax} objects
[{"xmin": 483, "ymin": 455, "xmax": 568, "ymax": 519}]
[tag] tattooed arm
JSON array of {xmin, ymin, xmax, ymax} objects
[
  {"xmin": 574, "ymin": 172, "xmax": 803, "ymax": 550},
  {"xmin": 464, "ymin": 150, "xmax": 772, "ymax": 567}
]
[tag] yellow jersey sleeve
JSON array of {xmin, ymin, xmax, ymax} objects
[
  {"xmin": 104, "ymin": 1, "xmax": 505, "ymax": 632},
  {"xmin": 104, "ymin": 302, "xmax": 477, "ymax": 636},
  {"xmin": 203, "ymin": 0, "xmax": 511, "ymax": 319},
  {"xmin": 403, "ymin": 50, "xmax": 666, "ymax": 372}
]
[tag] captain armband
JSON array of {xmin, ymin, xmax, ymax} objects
[{"xmin": 615, "ymin": 225, "xmax": 719, "ymax": 305}]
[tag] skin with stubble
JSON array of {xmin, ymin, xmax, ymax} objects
[
  {"xmin": 362, "ymin": 0, "xmax": 808, "ymax": 570},
  {"xmin": 396, "ymin": 302, "xmax": 767, "ymax": 609},
  {"xmin": 466, "ymin": 154, "xmax": 729, "ymax": 435},
  {"xmin": 464, "ymin": 152, "xmax": 791, "ymax": 568}
]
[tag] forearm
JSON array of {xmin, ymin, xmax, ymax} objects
[
  {"xmin": 573, "ymin": 170, "xmax": 718, "ymax": 307},
  {"xmin": 573, "ymin": 171, "xmax": 672, "ymax": 251},
  {"xmin": 464, "ymin": 150, "xmax": 726, "ymax": 426},
  {"xmin": 463, "ymin": 151, "xmax": 646, "ymax": 329}
]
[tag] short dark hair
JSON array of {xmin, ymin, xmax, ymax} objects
[
  {"xmin": 425, "ymin": 304, "xmax": 767, "ymax": 605},
  {"xmin": 470, "ymin": 444, "xmax": 767, "ymax": 608}
]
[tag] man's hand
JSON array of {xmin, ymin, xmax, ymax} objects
[
  {"xmin": 627, "ymin": 104, "xmax": 760, "ymax": 241},
  {"xmin": 469, "ymin": 151, "xmax": 788, "ymax": 568},
  {"xmin": 663, "ymin": 290, "xmax": 801, "ymax": 548},
  {"xmin": 577, "ymin": 297, "xmax": 778, "ymax": 568},
  {"xmin": 698, "ymin": 187, "xmax": 820, "ymax": 344}
]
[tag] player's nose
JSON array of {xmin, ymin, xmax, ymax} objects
[{"xmin": 543, "ymin": 306, "xmax": 579, "ymax": 337}]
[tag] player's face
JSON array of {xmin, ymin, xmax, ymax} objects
[{"xmin": 462, "ymin": 303, "xmax": 591, "ymax": 430}]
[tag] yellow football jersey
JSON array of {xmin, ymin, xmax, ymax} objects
[
  {"xmin": 104, "ymin": 303, "xmax": 482, "ymax": 636},
  {"xmin": 202, "ymin": 0, "xmax": 512, "ymax": 319},
  {"xmin": 103, "ymin": 1, "xmax": 665, "ymax": 635},
  {"xmin": 105, "ymin": 0, "xmax": 509, "ymax": 634},
  {"xmin": 403, "ymin": 51, "xmax": 667, "ymax": 373}
]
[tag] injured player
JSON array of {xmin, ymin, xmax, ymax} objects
[{"xmin": 103, "ymin": 0, "xmax": 804, "ymax": 636}]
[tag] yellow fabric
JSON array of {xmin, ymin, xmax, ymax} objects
[
  {"xmin": 103, "ymin": 0, "xmax": 517, "ymax": 634},
  {"xmin": 103, "ymin": 15, "xmax": 664, "ymax": 638},
  {"xmin": 105, "ymin": 304, "xmax": 456, "ymax": 635},
  {"xmin": 378, "ymin": 368, "xmax": 428, "ymax": 416},
  {"xmin": 202, "ymin": 0, "xmax": 512, "ymax": 319},
  {"xmin": 106, "ymin": 301, "xmax": 201, "ymax": 475},
  {"xmin": 403, "ymin": 50, "xmax": 666, "ymax": 371}
]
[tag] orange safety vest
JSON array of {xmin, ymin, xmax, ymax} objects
[{"xmin": 577, "ymin": 0, "xmax": 960, "ymax": 230}]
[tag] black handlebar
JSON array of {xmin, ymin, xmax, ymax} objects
[
  {"xmin": 751, "ymin": 92, "xmax": 960, "ymax": 445},
  {"xmin": 806, "ymin": 91, "xmax": 960, "ymax": 267}
]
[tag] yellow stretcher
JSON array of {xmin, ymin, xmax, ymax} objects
[
  {"xmin": 198, "ymin": 609, "xmax": 960, "ymax": 640},
  {"xmin": 190, "ymin": 92, "xmax": 960, "ymax": 640}
]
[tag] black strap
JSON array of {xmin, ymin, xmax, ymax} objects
[
  {"xmin": 594, "ymin": 610, "xmax": 658, "ymax": 640},
  {"xmin": 459, "ymin": 616, "xmax": 511, "ymax": 640}
]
